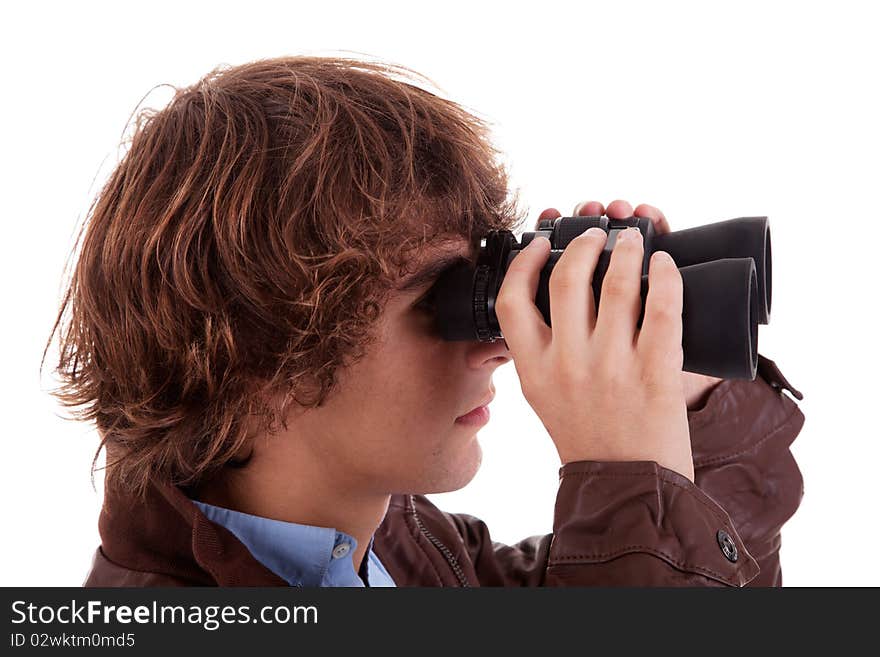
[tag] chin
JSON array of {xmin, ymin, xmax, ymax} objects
[{"xmin": 410, "ymin": 441, "xmax": 483, "ymax": 495}]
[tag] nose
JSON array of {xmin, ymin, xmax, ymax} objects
[{"xmin": 464, "ymin": 336, "xmax": 512, "ymax": 370}]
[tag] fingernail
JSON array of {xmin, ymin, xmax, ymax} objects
[
  {"xmin": 653, "ymin": 250, "xmax": 674, "ymax": 264},
  {"xmin": 528, "ymin": 236, "xmax": 550, "ymax": 249},
  {"xmin": 616, "ymin": 227, "xmax": 641, "ymax": 243},
  {"xmin": 585, "ymin": 227, "xmax": 606, "ymax": 238}
]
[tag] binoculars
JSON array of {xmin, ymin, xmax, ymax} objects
[{"xmin": 428, "ymin": 215, "xmax": 772, "ymax": 380}]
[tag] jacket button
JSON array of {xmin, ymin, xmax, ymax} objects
[{"xmin": 717, "ymin": 530, "xmax": 738, "ymax": 563}]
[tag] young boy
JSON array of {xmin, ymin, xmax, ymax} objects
[{"xmin": 44, "ymin": 56, "xmax": 804, "ymax": 587}]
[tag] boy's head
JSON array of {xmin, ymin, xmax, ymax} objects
[{"xmin": 44, "ymin": 56, "xmax": 524, "ymax": 499}]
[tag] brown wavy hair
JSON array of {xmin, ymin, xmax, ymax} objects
[{"xmin": 41, "ymin": 55, "xmax": 526, "ymax": 499}]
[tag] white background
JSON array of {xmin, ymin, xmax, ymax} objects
[{"xmin": 3, "ymin": 0, "xmax": 877, "ymax": 586}]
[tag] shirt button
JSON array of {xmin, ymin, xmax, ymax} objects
[
  {"xmin": 332, "ymin": 542, "xmax": 351, "ymax": 559},
  {"xmin": 717, "ymin": 529, "xmax": 739, "ymax": 563}
]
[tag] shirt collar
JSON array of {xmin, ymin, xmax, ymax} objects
[{"xmin": 192, "ymin": 500, "xmax": 381, "ymax": 587}]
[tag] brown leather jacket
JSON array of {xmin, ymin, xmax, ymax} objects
[{"xmin": 84, "ymin": 355, "xmax": 804, "ymax": 587}]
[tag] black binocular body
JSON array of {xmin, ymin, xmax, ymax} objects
[{"xmin": 429, "ymin": 215, "xmax": 772, "ymax": 380}]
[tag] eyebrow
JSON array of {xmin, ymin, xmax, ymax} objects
[{"xmin": 396, "ymin": 254, "xmax": 476, "ymax": 292}]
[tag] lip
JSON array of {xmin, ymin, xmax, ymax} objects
[
  {"xmin": 456, "ymin": 392, "xmax": 495, "ymax": 420},
  {"xmin": 455, "ymin": 405, "xmax": 490, "ymax": 426}
]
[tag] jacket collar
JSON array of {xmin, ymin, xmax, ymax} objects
[{"xmin": 98, "ymin": 475, "xmax": 287, "ymax": 586}]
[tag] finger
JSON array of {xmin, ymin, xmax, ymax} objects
[
  {"xmin": 606, "ymin": 199, "xmax": 634, "ymax": 219},
  {"xmin": 634, "ymin": 203, "xmax": 671, "ymax": 234},
  {"xmin": 536, "ymin": 207, "xmax": 561, "ymax": 229},
  {"xmin": 494, "ymin": 237, "xmax": 553, "ymax": 365},
  {"xmin": 573, "ymin": 200, "xmax": 605, "ymax": 216},
  {"xmin": 547, "ymin": 226, "xmax": 607, "ymax": 347},
  {"xmin": 592, "ymin": 226, "xmax": 644, "ymax": 347},
  {"xmin": 637, "ymin": 250, "xmax": 684, "ymax": 375}
]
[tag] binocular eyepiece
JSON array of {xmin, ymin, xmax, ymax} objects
[{"xmin": 428, "ymin": 215, "xmax": 772, "ymax": 380}]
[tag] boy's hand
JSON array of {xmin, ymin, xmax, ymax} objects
[
  {"xmin": 495, "ymin": 199, "xmax": 695, "ymax": 481},
  {"xmin": 536, "ymin": 200, "xmax": 724, "ymax": 412}
]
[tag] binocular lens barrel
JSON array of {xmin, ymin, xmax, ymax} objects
[{"xmin": 652, "ymin": 217, "xmax": 771, "ymax": 325}]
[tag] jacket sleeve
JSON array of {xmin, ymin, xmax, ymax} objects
[
  {"xmin": 441, "ymin": 354, "xmax": 805, "ymax": 587},
  {"xmin": 688, "ymin": 354, "xmax": 805, "ymax": 586}
]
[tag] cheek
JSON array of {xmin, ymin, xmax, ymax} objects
[
  {"xmin": 385, "ymin": 341, "xmax": 456, "ymax": 401},
  {"xmin": 370, "ymin": 370, "xmax": 460, "ymax": 456},
  {"xmin": 383, "ymin": 378, "xmax": 452, "ymax": 432},
  {"xmin": 370, "ymin": 319, "xmax": 463, "ymax": 434}
]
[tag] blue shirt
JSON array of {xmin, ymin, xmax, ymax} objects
[{"xmin": 192, "ymin": 500, "xmax": 396, "ymax": 587}]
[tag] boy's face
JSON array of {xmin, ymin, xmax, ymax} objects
[{"xmin": 285, "ymin": 237, "xmax": 513, "ymax": 496}]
